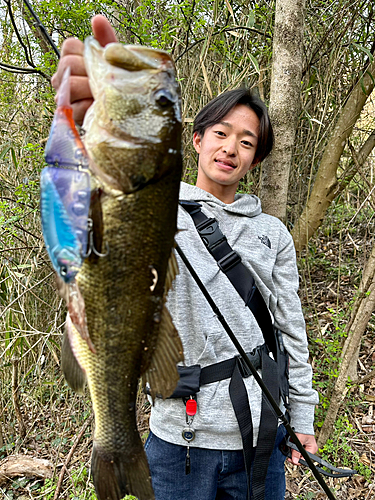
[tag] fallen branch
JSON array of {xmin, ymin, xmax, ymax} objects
[
  {"xmin": 0, "ymin": 455, "xmax": 53, "ymax": 485},
  {"xmin": 53, "ymin": 415, "xmax": 93, "ymax": 500}
]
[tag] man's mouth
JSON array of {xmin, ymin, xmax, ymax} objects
[{"xmin": 215, "ymin": 159, "xmax": 236, "ymax": 168}]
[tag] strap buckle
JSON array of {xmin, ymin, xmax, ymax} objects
[
  {"xmin": 196, "ymin": 218, "xmax": 226, "ymax": 250},
  {"xmin": 236, "ymin": 355, "xmax": 252, "ymax": 378},
  {"xmin": 218, "ymin": 250, "xmax": 241, "ymax": 272}
]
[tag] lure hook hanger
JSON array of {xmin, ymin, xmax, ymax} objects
[{"xmin": 81, "ymin": 218, "xmax": 109, "ymax": 259}]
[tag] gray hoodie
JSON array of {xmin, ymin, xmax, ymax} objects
[{"xmin": 149, "ymin": 182, "xmax": 319, "ymax": 449}]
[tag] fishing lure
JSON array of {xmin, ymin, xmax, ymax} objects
[
  {"xmin": 41, "ymin": 67, "xmax": 96, "ymax": 353},
  {"xmin": 40, "ymin": 67, "xmax": 91, "ymax": 283}
]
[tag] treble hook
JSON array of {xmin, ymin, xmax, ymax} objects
[{"xmin": 81, "ymin": 218, "xmax": 109, "ymax": 259}]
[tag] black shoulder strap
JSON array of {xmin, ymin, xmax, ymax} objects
[
  {"xmin": 179, "ymin": 199, "xmax": 281, "ymax": 500},
  {"xmin": 179, "ymin": 200, "xmax": 278, "ymax": 359}
]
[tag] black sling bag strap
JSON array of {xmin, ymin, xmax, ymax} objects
[
  {"xmin": 179, "ymin": 200, "xmax": 278, "ymax": 358},
  {"xmin": 179, "ymin": 200, "xmax": 280, "ymax": 500}
]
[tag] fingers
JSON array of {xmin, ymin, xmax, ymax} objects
[
  {"xmin": 288, "ymin": 433, "xmax": 319, "ymax": 466},
  {"xmin": 289, "ymin": 449, "xmax": 301, "ymax": 465},
  {"xmin": 65, "ymin": 76, "xmax": 93, "ymax": 125},
  {"xmin": 60, "ymin": 37, "xmax": 84, "ymax": 58},
  {"xmin": 51, "ymin": 38, "xmax": 85, "ymax": 92},
  {"xmin": 297, "ymin": 433, "xmax": 318, "ymax": 455},
  {"xmin": 71, "ymin": 99, "xmax": 94, "ymax": 126},
  {"xmin": 92, "ymin": 15, "xmax": 117, "ymax": 46},
  {"xmin": 69, "ymin": 76, "xmax": 92, "ymax": 103},
  {"xmin": 50, "ymin": 15, "xmax": 117, "ymax": 124}
]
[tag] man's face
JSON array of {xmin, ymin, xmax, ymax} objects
[{"xmin": 193, "ymin": 104, "xmax": 260, "ymax": 202}]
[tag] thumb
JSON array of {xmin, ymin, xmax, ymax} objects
[
  {"xmin": 91, "ymin": 15, "xmax": 118, "ymax": 46},
  {"xmin": 291, "ymin": 450, "xmax": 301, "ymax": 465}
]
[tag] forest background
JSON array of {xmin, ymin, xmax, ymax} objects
[{"xmin": 0, "ymin": 0, "xmax": 374, "ymax": 498}]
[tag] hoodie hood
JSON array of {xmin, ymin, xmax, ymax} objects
[{"xmin": 179, "ymin": 181, "xmax": 262, "ymax": 218}]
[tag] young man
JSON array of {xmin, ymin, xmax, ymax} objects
[{"xmin": 52, "ymin": 15, "xmax": 319, "ymax": 500}]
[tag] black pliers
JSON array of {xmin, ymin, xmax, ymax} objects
[{"xmin": 281, "ymin": 437, "xmax": 357, "ymax": 478}]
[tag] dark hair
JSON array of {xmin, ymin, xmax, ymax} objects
[{"xmin": 193, "ymin": 88, "xmax": 273, "ymax": 164}]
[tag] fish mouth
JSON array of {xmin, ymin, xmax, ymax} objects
[{"xmin": 104, "ymin": 43, "xmax": 175, "ymax": 72}]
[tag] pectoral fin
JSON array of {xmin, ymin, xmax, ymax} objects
[
  {"xmin": 56, "ymin": 277, "xmax": 96, "ymax": 354},
  {"xmin": 67, "ymin": 281, "xmax": 96, "ymax": 354},
  {"xmin": 143, "ymin": 304, "xmax": 183, "ymax": 400},
  {"xmin": 164, "ymin": 249, "xmax": 179, "ymax": 293},
  {"xmin": 61, "ymin": 315, "xmax": 86, "ymax": 393}
]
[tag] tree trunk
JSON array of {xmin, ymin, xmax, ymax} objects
[
  {"xmin": 260, "ymin": 0, "xmax": 305, "ymax": 221},
  {"xmin": 291, "ymin": 58, "xmax": 375, "ymax": 253},
  {"xmin": 317, "ymin": 242, "xmax": 375, "ymax": 447}
]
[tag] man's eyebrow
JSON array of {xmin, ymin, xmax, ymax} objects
[{"xmin": 218, "ymin": 121, "xmax": 258, "ymax": 140}]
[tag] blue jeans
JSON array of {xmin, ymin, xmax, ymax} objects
[{"xmin": 145, "ymin": 425, "xmax": 287, "ymax": 500}]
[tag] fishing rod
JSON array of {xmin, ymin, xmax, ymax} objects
[
  {"xmin": 23, "ymin": 0, "xmax": 60, "ymax": 58},
  {"xmin": 175, "ymin": 242, "xmax": 339, "ymax": 500}
]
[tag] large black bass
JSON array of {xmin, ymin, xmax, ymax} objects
[{"xmin": 55, "ymin": 37, "xmax": 183, "ymax": 500}]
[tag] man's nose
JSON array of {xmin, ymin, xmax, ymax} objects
[{"xmin": 222, "ymin": 137, "xmax": 236, "ymax": 155}]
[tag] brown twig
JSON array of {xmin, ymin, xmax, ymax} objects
[
  {"xmin": 53, "ymin": 415, "xmax": 93, "ymax": 500},
  {"xmin": 352, "ymin": 368, "xmax": 375, "ymax": 386},
  {"xmin": 0, "ymin": 418, "xmax": 4, "ymax": 449},
  {"xmin": 11, "ymin": 358, "xmax": 26, "ymax": 439}
]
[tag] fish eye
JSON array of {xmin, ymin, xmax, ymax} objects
[{"xmin": 154, "ymin": 89, "xmax": 174, "ymax": 108}]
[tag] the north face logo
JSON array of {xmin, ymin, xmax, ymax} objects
[{"xmin": 258, "ymin": 235, "xmax": 271, "ymax": 249}]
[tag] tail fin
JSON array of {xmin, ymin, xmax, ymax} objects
[{"xmin": 91, "ymin": 443, "xmax": 154, "ymax": 500}]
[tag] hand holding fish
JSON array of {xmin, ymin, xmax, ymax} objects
[{"xmin": 51, "ymin": 15, "xmax": 117, "ymax": 125}]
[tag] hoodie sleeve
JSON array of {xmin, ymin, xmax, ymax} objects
[{"xmin": 271, "ymin": 227, "xmax": 319, "ymax": 435}]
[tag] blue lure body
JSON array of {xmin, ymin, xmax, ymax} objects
[
  {"xmin": 41, "ymin": 68, "xmax": 91, "ymax": 283},
  {"xmin": 40, "ymin": 166, "xmax": 90, "ymax": 282}
]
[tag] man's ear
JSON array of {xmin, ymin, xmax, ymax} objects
[{"xmin": 193, "ymin": 132, "xmax": 201, "ymax": 154}]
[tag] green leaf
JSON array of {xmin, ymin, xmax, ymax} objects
[
  {"xmin": 359, "ymin": 73, "xmax": 370, "ymax": 96},
  {"xmin": 365, "ymin": 69, "xmax": 375, "ymax": 86},
  {"xmin": 248, "ymin": 53, "xmax": 259, "ymax": 73},
  {"xmin": 213, "ymin": 0, "xmax": 220, "ymax": 23},
  {"xmin": 247, "ymin": 10, "xmax": 255, "ymax": 28},
  {"xmin": 352, "ymin": 42, "xmax": 374, "ymax": 62},
  {"xmin": 0, "ymin": 144, "xmax": 12, "ymax": 161}
]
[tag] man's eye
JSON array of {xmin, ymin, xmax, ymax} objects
[
  {"xmin": 215, "ymin": 131, "xmax": 225, "ymax": 136},
  {"xmin": 242, "ymin": 141, "xmax": 253, "ymax": 147}
]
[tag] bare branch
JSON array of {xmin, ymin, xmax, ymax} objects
[
  {"xmin": 4, "ymin": 0, "xmax": 49, "ymax": 80},
  {"xmin": 175, "ymin": 26, "xmax": 270, "ymax": 63},
  {"xmin": 5, "ymin": 0, "xmax": 35, "ymax": 68},
  {"xmin": 0, "ymin": 60, "xmax": 42, "ymax": 74}
]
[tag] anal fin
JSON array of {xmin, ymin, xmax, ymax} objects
[{"xmin": 143, "ymin": 304, "xmax": 183, "ymax": 400}]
